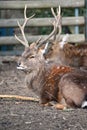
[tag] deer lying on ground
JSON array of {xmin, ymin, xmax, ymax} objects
[
  {"xmin": 17, "ymin": 43, "xmax": 87, "ymax": 109},
  {"xmin": 16, "ymin": 39, "xmax": 87, "ymax": 109},
  {"xmin": 15, "ymin": 5, "xmax": 87, "ymax": 109},
  {"xmin": 49, "ymin": 38, "xmax": 87, "ymax": 68},
  {"xmin": 45, "ymin": 30, "xmax": 87, "ymax": 67}
]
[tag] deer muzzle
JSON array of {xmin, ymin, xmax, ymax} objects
[{"xmin": 17, "ymin": 62, "xmax": 27, "ymax": 70}]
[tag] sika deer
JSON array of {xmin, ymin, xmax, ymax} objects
[
  {"xmin": 15, "ymin": 5, "xmax": 87, "ymax": 109},
  {"xmin": 17, "ymin": 41, "xmax": 87, "ymax": 109},
  {"xmin": 50, "ymin": 39, "xmax": 87, "ymax": 67},
  {"xmin": 45, "ymin": 25, "xmax": 87, "ymax": 68},
  {"xmin": 44, "ymin": 31, "xmax": 87, "ymax": 68}
]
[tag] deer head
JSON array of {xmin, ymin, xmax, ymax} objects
[{"xmin": 15, "ymin": 5, "xmax": 62, "ymax": 70}]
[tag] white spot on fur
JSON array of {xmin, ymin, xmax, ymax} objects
[
  {"xmin": 59, "ymin": 34, "xmax": 69, "ymax": 49},
  {"xmin": 81, "ymin": 101, "xmax": 87, "ymax": 108}
]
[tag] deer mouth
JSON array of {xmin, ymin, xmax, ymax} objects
[
  {"xmin": 17, "ymin": 64, "xmax": 27, "ymax": 70},
  {"xmin": 17, "ymin": 65, "xmax": 32, "ymax": 73}
]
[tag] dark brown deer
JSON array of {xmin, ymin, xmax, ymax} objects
[
  {"xmin": 49, "ymin": 39, "xmax": 87, "ymax": 68},
  {"xmin": 39, "ymin": 9, "xmax": 87, "ymax": 68},
  {"xmin": 43, "ymin": 29, "xmax": 87, "ymax": 68},
  {"xmin": 15, "ymin": 5, "xmax": 87, "ymax": 110}
]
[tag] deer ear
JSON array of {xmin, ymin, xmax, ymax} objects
[
  {"xmin": 40, "ymin": 42, "xmax": 49, "ymax": 55},
  {"xmin": 59, "ymin": 34, "xmax": 69, "ymax": 49}
]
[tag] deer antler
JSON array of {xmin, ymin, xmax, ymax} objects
[
  {"xmin": 15, "ymin": 5, "xmax": 35, "ymax": 47},
  {"xmin": 51, "ymin": 6, "xmax": 61, "ymax": 40},
  {"xmin": 37, "ymin": 6, "xmax": 61, "ymax": 48}
]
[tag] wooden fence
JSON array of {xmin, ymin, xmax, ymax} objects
[{"xmin": 0, "ymin": 0, "xmax": 86, "ymax": 56}]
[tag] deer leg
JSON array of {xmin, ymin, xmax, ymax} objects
[
  {"xmin": 52, "ymin": 97, "xmax": 75, "ymax": 110},
  {"xmin": 51, "ymin": 90, "xmax": 68, "ymax": 110},
  {"xmin": 53, "ymin": 103, "xmax": 67, "ymax": 110},
  {"xmin": 40, "ymin": 102, "xmax": 52, "ymax": 107},
  {"xmin": 64, "ymin": 98, "xmax": 77, "ymax": 108},
  {"xmin": 54, "ymin": 96, "xmax": 67, "ymax": 110},
  {"xmin": 40, "ymin": 100, "xmax": 67, "ymax": 110},
  {"xmin": 39, "ymin": 97, "xmax": 51, "ymax": 107}
]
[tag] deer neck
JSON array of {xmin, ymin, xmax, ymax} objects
[{"xmin": 25, "ymin": 61, "xmax": 47, "ymax": 95}]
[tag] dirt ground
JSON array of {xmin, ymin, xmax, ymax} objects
[{"xmin": 0, "ymin": 57, "xmax": 87, "ymax": 130}]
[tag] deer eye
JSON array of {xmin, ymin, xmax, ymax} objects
[{"xmin": 29, "ymin": 55, "xmax": 35, "ymax": 58}]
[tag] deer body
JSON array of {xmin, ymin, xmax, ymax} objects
[
  {"xmin": 58, "ymin": 70, "xmax": 87, "ymax": 108},
  {"xmin": 46, "ymin": 42, "xmax": 71, "ymax": 66},
  {"xmin": 16, "ymin": 5, "xmax": 87, "ymax": 109},
  {"xmin": 47, "ymin": 41, "xmax": 87, "ymax": 67},
  {"xmin": 17, "ymin": 46, "xmax": 87, "ymax": 109},
  {"xmin": 63, "ymin": 43, "xmax": 87, "ymax": 67}
]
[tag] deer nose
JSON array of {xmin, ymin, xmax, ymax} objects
[{"xmin": 17, "ymin": 62, "xmax": 21, "ymax": 67}]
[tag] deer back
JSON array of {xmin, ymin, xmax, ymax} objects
[{"xmin": 46, "ymin": 41, "xmax": 87, "ymax": 67}]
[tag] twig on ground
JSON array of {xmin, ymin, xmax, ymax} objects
[{"xmin": 0, "ymin": 94, "xmax": 39, "ymax": 102}]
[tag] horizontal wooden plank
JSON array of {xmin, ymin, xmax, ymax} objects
[
  {"xmin": 62, "ymin": 17, "xmax": 85, "ymax": 26},
  {"xmin": 0, "ymin": 34, "xmax": 85, "ymax": 45},
  {"xmin": 0, "ymin": 0, "xmax": 85, "ymax": 9},
  {"xmin": 0, "ymin": 56, "xmax": 20, "ymax": 61},
  {"xmin": 0, "ymin": 17, "xmax": 84, "ymax": 27},
  {"xmin": 0, "ymin": 51, "xmax": 23, "ymax": 56}
]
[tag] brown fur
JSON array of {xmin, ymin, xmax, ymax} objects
[
  {"xmin": 46, "ymin": 42, "xmax": 87, "ymax": 67},
  {"xmin": 40, "ymin": 66, "xmax": 72, "ymax": 104},
  {"xmin": 17, "ymin": 44, "xmax": 87, "ymax": 109},
  {"xmin": 16, "ymin": 5, "xmax": 87, "ymax": 109},
  {"xmin": 58, "ymin": 70, "xmax": 87, "ymax": 108}
]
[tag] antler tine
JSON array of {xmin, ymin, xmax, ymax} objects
[
  {"xmin": 37, "ymin": 6, "xmax": 61, "ymax": 48},
  {"xmin": 56, "ymin": 6, "xmax": 62, "ymax": 39},
  {"xmin": 23, "ymin": 5, "xmax": 35, "ymax": 29},
  {"xmin": 36, "ymin": 37, "xmax": 42, "ymax": 44},
  {"xmin": 51, "ymin": 6, "xmax": 62, "ymax": 40},
  {"xmin": 51, "ymin": 8, "xmax": 57, "ymax": 20},
  {"xmin": 24, "ymin": 4, "xmax": 27, "ymax": 19},
  {"xmin": 15, "ymin": 5, "xmax": 35, "ymax": 47},
  {"xmin": 57, "ymin": 5, "xmax": 61, "ymax": 16}
]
